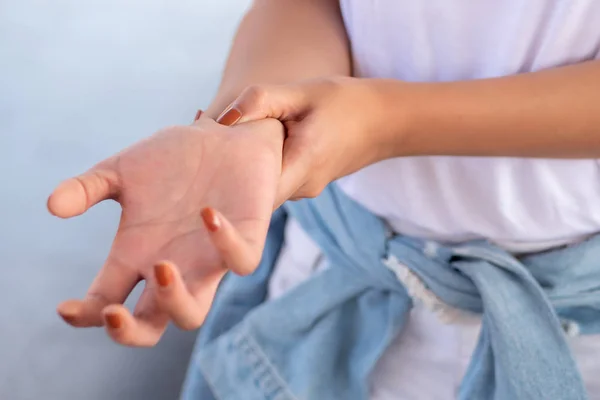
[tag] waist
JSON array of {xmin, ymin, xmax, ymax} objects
[{"xmin": 337, "ymin": 156, "xmax": 600, "ymax": 252}]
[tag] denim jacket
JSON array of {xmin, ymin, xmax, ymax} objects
[{"xmin": 181, "ymin": 184, "xmax": 600, "ymax": 400}]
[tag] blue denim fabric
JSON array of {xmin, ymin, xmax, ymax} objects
[{"xmin": 181, "ymin": 184, "xmax": 600, "ymax": 400}]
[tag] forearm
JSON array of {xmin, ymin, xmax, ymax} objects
[
  {"xmin": 378, "ymin": 60, "xmax": 600, "ymax": 158},
  {"xmin": 204, "ymin": 0, "xmax": 350, "ymax": 119}
]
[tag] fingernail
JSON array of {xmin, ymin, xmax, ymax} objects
[
  {"xmin": 216, "ymin": 107, "xmax": 242, "ymax": 126},
  {"xmin": 193, "ymin": 109, "xmax": 203, "ymax": 122},
  {"xmin": 105, "ymin": 313, "xmax": 122, "ymax": 330},
  {"xmin": 155, "ymin": 263, "xmax": 173, "ymax": 287},
  {"xmin": 201, "ymin": 207, "xmax": 221, "ymax": 232}
]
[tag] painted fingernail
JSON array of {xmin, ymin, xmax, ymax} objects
[
  {"xmin": 155, "ymin": 263, "xmax": 173, "ymax": 287},
  {"xmin": 201, "ymin": 207, "xmax": 221, "ymax": 232},
  {"xmin": 105, "ymin": 312, "xmax": 122, "ymax": 330},
  {"xmin": 194, "ymin": 109, "xmax": 203, "ymax": 122},
  {"xmin": 216, "ymin": 107, "xmax": 242, "ymax": 126}
]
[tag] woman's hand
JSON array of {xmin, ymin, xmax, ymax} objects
[
  {"xmin": 216, "ymin": 77, "xmax": 402, "ymax": 202},
  {"xmin": 49, "ymin": 118, "xmax": 284, "ymax": 346}
]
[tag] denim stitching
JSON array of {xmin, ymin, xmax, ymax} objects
[{"xmin": 233, "ymin": 330, "xmax": 299, "ymax": 400}]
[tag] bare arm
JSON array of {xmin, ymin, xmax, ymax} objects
[
  {"xmin": 203, "ymin": 0, "xmax": 351, "ymax": 119},
  {"xmin": 379, "ymin": 60, "xmax": 600, "ymax": 158}
]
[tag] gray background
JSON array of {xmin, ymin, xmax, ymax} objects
[{"xmin": 0, "ymin": 1, "xmax": 250, "ymax": 399}]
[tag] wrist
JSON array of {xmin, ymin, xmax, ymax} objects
[
  {"xmin": 362, "ymin": 79, "xmax": 416, "ymax": 160},
  {"xmin": 371, "ymin": 79, "xmax": 462, "ymax": 158}
]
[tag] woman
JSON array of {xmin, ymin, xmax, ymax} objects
[{"xmin": 49, "ymin": 1, "xmax": 600, "ymax": 398}]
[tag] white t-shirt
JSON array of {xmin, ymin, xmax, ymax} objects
[
  {"xmin": 337, "ymin": 0, "xmax": 600, "ymax": 252},
  {"xmin": 269, "ymin": 1, "xmax": 600, "ymax": 399}
]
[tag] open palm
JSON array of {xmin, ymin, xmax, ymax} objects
[{"xmin": 49, "ymin": 118, "xmax": 284, "ymax": 346}]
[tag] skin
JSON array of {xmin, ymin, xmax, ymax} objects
[
  {"xmin": 378, "ymin": 60, "xmax": 600, "ymax": 158},
  {"xmin": 219, "ymin": 58, "xmax": 600, "ymax": 199},
  {"xmin": 202, "ymin": 0, "xmax": 351, "ymax": 119},
  {"xmin": 53, "ymin": 0, "xmax": 350, "ymax": 347},
  {"xmin": 51, "ymin": 118, "xmax": 284, "ymax": 346},
  {"xmin": 51, "ymin": 0, "xmax": 600, "ymax": 347}
]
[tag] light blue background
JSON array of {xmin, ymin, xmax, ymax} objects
[{"xmin": 0, "ymin": 1, "xmax": 250, "ymax": 398}]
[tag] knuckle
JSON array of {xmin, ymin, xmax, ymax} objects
[
  {"xmin": 111, "ymin": 332, "xmax": 134, "ymax": 346},
  {"xmin": 235, "ymin": 257, "xmax": 261, "ymax": 277},
  {"xmin": 155, "ymin": 288, "xmax": 174, "ymax": 305},
  {"xmin": 321, "ymin": 76, "xmax": 343, "ymax": 89},
  {"xmin": 315, "ymin": 76, "xmax": 345, "ymax": 95},
  {"xmin": 123, "ymin": 332, "xmax": 160, "ymax": 348},
  {"xmin": 178, "ymin": 317, "xmax": 203, "ymax": 331},
  {"xmin": 302, "ymin": 183, "xmax": 325, "ymax": 199},
  {"xmin": 141, "ymin": 338, "xmax": 160, "ymax": 348},
  {"xmin": 242, "ymin": 85, "xmax": 269, "ymax": 108},
  {"xmin": 237, "ymin": 262, "xmax": 257, "ymax": 276},
  {"xmin": 220, "ymin": 244, "xmax": 262, "ymax": 277}
]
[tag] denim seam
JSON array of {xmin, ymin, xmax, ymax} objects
[{"xmin": 233, "ymin": 328, "xmax": 299, "ymax": 400}]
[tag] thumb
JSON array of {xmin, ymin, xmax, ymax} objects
[
  {"xmin": 216, "ymin": 84, "xmax": 307, "ymax": 126},
  {"xmin": 47, "ymin": 165, "xmax": 120, "ymax": 218}
]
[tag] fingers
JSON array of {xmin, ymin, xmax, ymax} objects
[
  {"xmin": 152, "ymin": 261, "xmax": 224, "ymax": 331},
  {"xmin": 152, "ymin": 261, "xmax": 206, "ymax": 330},
  {"xmin": 59, "ymin": 280, "xmax": 168, "ymax": 347},
  {"xmin": 216, "ymin": 84, "xmax": 323, "ymax": 205},
  {"xmin": 200, "ymin": 207, "xmax": 266, "ymax": 276},
  {"xmin": 101, "ymin": 262, "xmax": 224, "ymax": 346},
  {"xmin": 102, "ymin": 304, "xmax": 158, "ymax": 347},
  {"xmin": 103, "ymin": 287, "xmax": 169, "ymax": 347},
  {"xmin": 216, "ymin": 83, "xmax": 308, "ymax": 126},
  {"xmin": 57, "ymin": 257, "xmax": 141, "ymax": 327},
  {"xmin": 48, "ymin": 168, "xmax": 120, "ymax": 218},
  {"xmin": 193, "ymin": 109, "xmax": 203, "ymax": 123},
  {"xmin": 101, "ymin": 296, "xmax": 168, "ymax": 347}
]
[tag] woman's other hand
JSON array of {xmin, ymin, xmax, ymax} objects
[{"xmin": 217, "ymin": 77, "xmax": 404, "ymax": 203}]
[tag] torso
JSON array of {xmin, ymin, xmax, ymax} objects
[
  {"xmin": 337, "ymin": 0, "xmax": 600, "ymax": 252},
  {"xmin": 270, "ymin": 2, "xmax": 600, "ymax": 399}
]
